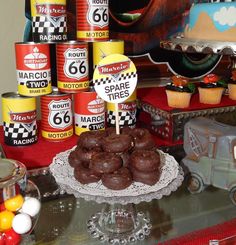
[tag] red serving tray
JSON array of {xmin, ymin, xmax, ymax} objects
[{"xmin": 137, "ymin": 86, "xmax": 236, "ymax": 112}]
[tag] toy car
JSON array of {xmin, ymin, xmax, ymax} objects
[{"xmin": 182, "ymin": 117, "xmax": 236, "ymax": 205}]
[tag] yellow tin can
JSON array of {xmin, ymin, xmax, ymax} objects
[
  {"xmin": 31, "ymin": 0, "xmax": 67, "ymax": 42},
  {"xmin": 93, "ymin": 40, "xmax": 124, "ymax": 68},
  {"xmin": 2, "ymin": 92, "xmax": 37, "ymax": 146}
]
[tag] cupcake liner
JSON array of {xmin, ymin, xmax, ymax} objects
[
  {"xmin": 228, "ymin": 84, "xmax": 236, "ymax": 100},
  {"xmin": 198, "ymin": 87, "xmax": 224, "ymax": 104},
  {"xmin": 166, "ymin": 90, "xmax": 192, "ymax": 108}
]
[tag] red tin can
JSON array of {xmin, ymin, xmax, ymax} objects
[
  {"xmin": 15, "ymin": 42, "xmax": 52, "ymax": 97},
  {"xmin": 76, "ymin": 0, "xmax": 109, "ymax": 41},
  {"xmin": 56, "ymin": 41, "xmax": 90, "ymax": 93},
  {"xmin": 74, "ymin": 91, "xmax": 105, "ymax": 135},
  {"xmin": 40, "ymin": 88, "xmax": 73, "ymax": 141}
]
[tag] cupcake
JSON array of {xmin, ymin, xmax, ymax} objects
[
  {"xmin": 165, "ymin": 76, "xmax": 195, "ymax": 108},
  {"xmin": 198, "ymin": 74, "xmax": 225, "ymax": 105},
  {"xmin": 228, "ymin": 70, "xmax": 236, "ymax": 100}
]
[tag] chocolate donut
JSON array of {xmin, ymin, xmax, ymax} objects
[
  {"xmin": 68, "ymin": 150, "xmax": 82, "ymax": 168},
  {"xmin": 78, "ymin": 130, "xmax": 106, "ymax": 149},
  {"xmin": 105, "ymin": 127, "xmax": 117, "ymax": 136},
  {"xmin": 121, "ymin": 126, "xmax": 132, "ymax": 135},
  {"xmin": 74, "ymin": 164, "xmax": 102, "ymax": 184},
  {"xmin": 130, "ymin": 150, "xmax": 160, "ymax": 172},
  {"xmin": 102, "ymin": 167, "xmax": 133, "ymax": 190},
  {"xmin": 90, "ymin": 152, "xmax": 122, "ymax": 174},
  {"xmin": 120, "ymin": 152, "xmax": 130, "ymax": 168},
  {"xmin": 130, "ymin": 166, "xmax": 161, "ymax": 186},
  {"xmin": 102, "ymin": 134, "xmax": 133, "ymax": 153},
  {"xmin": 74, "ymin": 146, "xmax": 101, "ymax": 167},
  {"xmin": 130, "ymin": 128, "xmax": 155, "ymax": 150}
]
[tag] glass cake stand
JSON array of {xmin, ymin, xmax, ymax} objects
[
  {"xmin": 160, "ymin": 33, "xmax": 236, "ymax": 69},
  {"xmin": 49, "ymin": 147, "xmax": 184, "ymax": 244}
]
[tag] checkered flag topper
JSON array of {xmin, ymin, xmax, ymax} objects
[
  {"xmin": 94, "ymin": 72, "xmax": 137, "ymax": 86},
  {"xmin": 32, "ymin": 16, "xmax": 67, "ymax": 34},
  {"xmin": 3, "ymin": 122, "xmax": 37, "ymax": 146},
  {"xmin": 107, "ymin": 110, "xmax": 137, "ymax": 127}
]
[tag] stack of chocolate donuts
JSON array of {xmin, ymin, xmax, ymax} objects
[{"xmin": 68, "ymin": 127, "xmax": 161, "ymax": 190}]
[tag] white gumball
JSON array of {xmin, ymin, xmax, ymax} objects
[
  {"xmin": 12, "ymin": 213, "xmax": 32, "ymax": 234},
  {"xmin": 21, "ymin": 197, "xmax": 41, "ymax": 217}
]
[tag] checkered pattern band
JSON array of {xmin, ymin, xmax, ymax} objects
[
  {"xmin": 94, "ymin": 72, "xmax": 137, "ymax": 86},
  {"xmin": 3, "ymin": 122, "xmax": 37, "ymax": 146},
  {"xmin": 118, "ymin": 72, "xmax": 137, "ymax": 80},
  {"xmin": 107, "ymin": 110, "xmax": 136, "ymax": 127},
  {"xmin": 32, "ymin": 16, "xmax": 67, "ymax": 34}
]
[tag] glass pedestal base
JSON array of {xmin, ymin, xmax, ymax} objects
[
  {"xmin": 87, "ymin": 203, "xmax": 152, "ymax": 244},
  {"xmin": 50, "ymin": 148, "xmax": 184, "ymax": 243}
]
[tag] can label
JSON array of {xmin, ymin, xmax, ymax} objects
[
  {"xmin": 41, "ymin": 93, "xmax": 73, "ymax": 141},
  {"xmin": 76, "ymin": 0, "xmax": 109, "ymax": 41},
  {"xmin": 74, "ymin": 91, "xmax": 105, "ymax": 135},
  {"xmin": 56, "ymin": 42, "xmax": 89, "ymax": 92},
  {"xmin": 15, "ymin": 43, "xmax": 52, "ymax": 96},
  {"xmin": 31, "ymin": 0, "xmax": 67, "ymax": 42},
  {"xmin": 107, "ymin": 91, "xmax": 137, "ymax": 128},
  {"xmin": 2, "ymin": 94, "xmax": 37, "ymax": 146},
  {"xmin": 93, "ymin": 40, "xmax": 124, "ymax": 68}
]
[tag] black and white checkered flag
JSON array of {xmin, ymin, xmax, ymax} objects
[
  {"xmin": 3, "ymin": 122, "xmax": 37, "ymax": 146},
  {"xmin": 32, "ymin": 16, "xmax": 67, "ymax": 34},
  {"xmin": 107, "ymin": 110, "xmax": 136, "ymax": 127}
]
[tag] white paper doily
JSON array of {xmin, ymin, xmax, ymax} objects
[{"xmin": 49, "ymin": 147, "xmax": 184, "ymax": 204}]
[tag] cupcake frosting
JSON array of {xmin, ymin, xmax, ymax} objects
[
  {"xmin": 166, "ymin": 76, "xmax": 195, "ymax": 93},
  {"xmin": 200, "ymin": 74, "xmax": 225, "ymax": 88}
]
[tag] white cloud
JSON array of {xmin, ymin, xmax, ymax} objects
[{"xmin": 213, "ymin": 6, "xmax": 236, "ymax": 26}]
